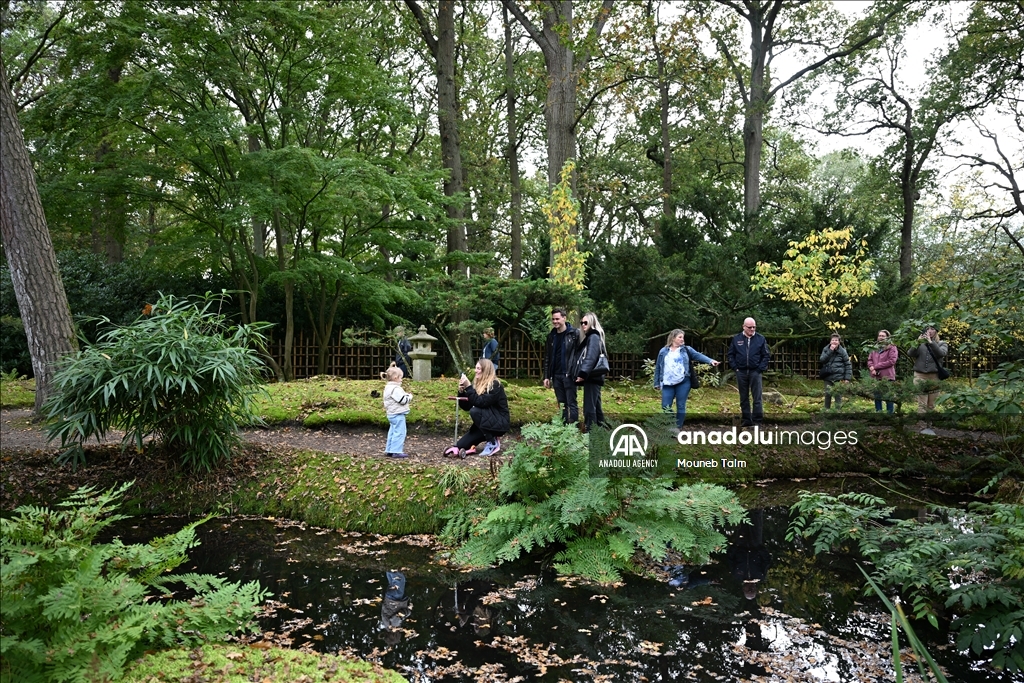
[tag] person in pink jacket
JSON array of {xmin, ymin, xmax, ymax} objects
[{"xmin": 867, "ymin": 330, "xmax": 898, "ymax": 413}]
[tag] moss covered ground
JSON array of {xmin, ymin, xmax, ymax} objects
[{"xmin": 121, "ymin": 643, "xmax": 406, "ymax": 683}]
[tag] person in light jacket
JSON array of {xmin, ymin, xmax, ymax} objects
[
  {"xmin": 908, "ymin": 325, "xmax": 947, "ymax": 412},
  {"xmin": 819, "ymin": 333, "xmax": 852, "ymax": 409},
  {"xmin": 382, "ymin": 364, "xmax": 412, "ymax": 458},
  {"xmin": 654, "ymin": 329, "xmax": 719, "ymax": 428},
  {"xmin": 867, "ymin": 329, "xmax": 898, "ymax": 413}
]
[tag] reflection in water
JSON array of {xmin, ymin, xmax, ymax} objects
[
  {"xmin": 727, "ymin": 507, "xmax": 771, "ymax": 601},
  {"xmin": 110, "ymin": 510, "xmax": 1017, "ymax": 682},
  {"xmin": 381, "ymin": 570, "xmax": 411, "ymax": 645}
]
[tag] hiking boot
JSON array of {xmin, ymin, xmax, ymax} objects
[
  {"xmin": 480, "ymin": 439, "xmax": 501, "ymax": 457},
  {"xmin": 390, "ymin": 452, "xmax": 409, "ymax": 458}
]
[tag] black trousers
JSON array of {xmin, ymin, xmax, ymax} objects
[
  {"xmin": 582, "ymin": 382, "xmax": 604, "ymax": 428},
  {"xmin": 552, "ymin": 374, "xmax": 579, "ymax": 425}
]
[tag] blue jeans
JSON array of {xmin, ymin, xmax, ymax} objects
[
  {"xmin": 386, "ymin": 413, "xmax": 407, "ymax": 454},
  {"xmin": 661, "ymin": 379, "xmax": 692, "ymax": 428},
  {"xmin": 736, "ymin": 370, "xmax": 763, "ymax": 426},
  {"xmin": 874, "ymin": 379, "xmax": 895, "ymax": 413}
]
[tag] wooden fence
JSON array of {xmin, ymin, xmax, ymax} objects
[{"xmin": 269, "ymin": 329, "xmax": 1009, "ymax": 381}]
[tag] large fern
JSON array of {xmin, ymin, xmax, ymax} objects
[
  {"xmin": 0, "ymin": 483, "xmax": 268, "ymax": 683},
  {"xmin": 449, "ymin": 421, "xmax": 744, "ymax": 582}
]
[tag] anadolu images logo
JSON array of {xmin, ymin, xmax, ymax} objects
[{"xmin": 608, "ymin": 424, "xmax": 648, "ymax": 458}]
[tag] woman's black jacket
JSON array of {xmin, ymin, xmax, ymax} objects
[
  {"xmin": 458, "ymin": 380, "xmax": 511, "ymax": 434},
  {"xmin": 574, "ymin": 329, "xmax": 606, "ymax": 386}
]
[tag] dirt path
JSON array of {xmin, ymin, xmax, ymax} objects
[{"xmin": 0, "ymin": 409, "xmax": 513, "ymax": 467}]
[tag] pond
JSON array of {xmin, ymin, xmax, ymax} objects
[{"xmin": 115, "ymin": 505, "xmax": 1022, "ymax": 683}]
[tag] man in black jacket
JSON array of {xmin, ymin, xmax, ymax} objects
[
  {"xmin": 543, "ymin": 309, "xmax": 580, "ymax": 425},
  {"xmin": 728, "ymin": 317, "xmax": 771, "ymax": 427}
]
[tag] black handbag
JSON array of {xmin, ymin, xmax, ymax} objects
[
  {"xmin": 818, "ymin": 350, "xmax": 835, "ymax": 379},
  {"xmin": 594, "ymin": 344, "xmax": 610, "ymax": 375},
  {"xmin": 925, "ymin": 344, "xmax": 950, "ymax": 380}
]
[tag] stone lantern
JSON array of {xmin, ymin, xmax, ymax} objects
[{"xmin": 407, "ymin": 325, "xmax": 437, "ymax": 381}]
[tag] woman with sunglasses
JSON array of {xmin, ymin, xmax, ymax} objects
[{"xmin": 574, "ymin": 312, "xmax": 609, "ymax": 432}]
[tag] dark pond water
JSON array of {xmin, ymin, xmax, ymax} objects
[{"xmin": 115, "ymin": 510, "xmax": 1019, "ymax": 683}]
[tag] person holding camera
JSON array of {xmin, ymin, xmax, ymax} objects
[
  {"xmin": 908, "ymin": 325, "xmax": 948, "ymax": 412},
  {"xmin": 445, "ymin": 358, "xmax": 509, "ymax": 457},
  {"xmin": 819, "ymin": 333, "xmax": 852, "ymax": 409}
]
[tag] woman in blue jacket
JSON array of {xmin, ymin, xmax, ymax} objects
[{"xmin": 654, "ymin": 329, "xmax": 719, "ymax": 429}]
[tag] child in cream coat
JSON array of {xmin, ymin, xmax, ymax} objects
[{"xmin": 382, "ymin": 365, "xmax": 412, "ymax": 458}]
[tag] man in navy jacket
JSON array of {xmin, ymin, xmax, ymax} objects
[{"xmin": 728, "ymin": 317, "xmax": 770, "ymax": 427}]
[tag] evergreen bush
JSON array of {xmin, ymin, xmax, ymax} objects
[
  {"xmin": 0, "ymin": 483, "xmax": 268, "ymax": 683},
  {"xmin": 443, "ymin": 422, "xmax": 745, "ymax": 582},
  {"xmin": 44, "ymin": 294, "xmax": 268, "ymax": 470}
]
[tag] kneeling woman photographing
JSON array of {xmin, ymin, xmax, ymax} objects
[{"xmin": 444, "ymin": 358, "xmax": 510, "ymax": 458}]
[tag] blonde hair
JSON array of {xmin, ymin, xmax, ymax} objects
[
  {"xmin": 382, "ymin": 363, "xmax": 404, "ymax": 382},
  {"xmin": 665, "ymin": 328, "xmax": 685, "ymax": 347},
  {"xmin": 581, "ymin": 312, "xmax": 606, "ymax": 346},
  {"xmin": 473, "ymin": 358, "xmax": 497, "ymax": 394}
]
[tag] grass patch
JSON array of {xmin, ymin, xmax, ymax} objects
[
  {"xmin": 0, "ymin": 376, "xmax": 34, "ymax": 408},
  {"xmin": 255, "ymin": 376, "xmax": 850, "ymax": 429},
  {"xmin": 233, "ymin": 449, "xmax": 495, "ymax": 534},
  {"xmin": 122, "ymin": 643, "xmax": 406, "ymax": 683}
]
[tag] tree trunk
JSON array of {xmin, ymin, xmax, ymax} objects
[
  {"xmin": 502, "ymin": 0, "xmax": 614, "ymax": 265},
  {"xmin": 249, "ymin": 132, "xmax": 266, "ymax": 258},
  {"xmin": 504, "ymin": 5, "xmax": 523, "ymax": 279},
  {"xmin": 743, "ymin": 0, "xmax": 767, "ymax": 226},
  {"xmin": 648, "ymin": 0, "xmax": 673, "ymax": 234},
  {"xmin": 0, "ymin": 57, "xmax": 77, "ymax": 415},
  {"xmin": 899, "ymin": 112, "xmax": 916, "ymax": 281},
  {"xmin": 282, "ymin": 279, "xmax": 295, "ymax": 381},
  {"xmin": 435, "ymin": 0, "xmax": 467, "ymax": 274},
  {"xmin": 541, "ymin": 1, "xmax": 577, "ymax": 195}
]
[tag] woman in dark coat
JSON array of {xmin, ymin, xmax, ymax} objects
[
  {"xmin": 444, "ymin": 358, "xmax": 510, "ymax": 457},
  {"xmin": 575, "ymin": 312, "xmax": 609, "ymax": 431},
  {"xmin": 819, "ymin": 333, "xmax": 852, "ymax": 409}
]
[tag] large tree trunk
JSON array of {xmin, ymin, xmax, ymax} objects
[
  {"xmin": 899, "ymin": 113, "xmax": 917, "ymax": 281},
  {"xmin": 502, "ymin": 0, "xmax": 613, "ymax": 266},
  {"xmin": 0, "ymin": 57, "xmax": 77, "ymax": 415},
  {"xmin": 438, "ymin": 0, "xmax": 466, "ymax": 265},
  {"xmin": 541, "ymin": 1, "xmax": 577, "ymax": 194},
  {"xmin": 504, "ymin": 5, "xmax": 523, "ymax": 279},
  {"xmin": 406, "ymin": 0, "xmax": 470, "ymax": 359},
  {"xmin": 713, "ymin": 0, "xmax": 898, "ymax": 225},
  {"xmin": 743, "ymin": 1, "xmax": 767, "ymax": 226},
  {"xmin": 647, "ymin": 0, "xmax": 673, "ymax": 234}
]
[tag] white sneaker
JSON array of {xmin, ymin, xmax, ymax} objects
[{"xmin": 480, "ymin": 439, "xmax": 501, "ymax": 457}]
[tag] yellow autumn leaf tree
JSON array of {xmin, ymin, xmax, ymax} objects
[
  {"xmin": 751, "ymin": 227, "xmax": 877, "ymax": 331},
  {"xmin": 540, "ymin": 161, "xmax": 589, "ymax": 291}
]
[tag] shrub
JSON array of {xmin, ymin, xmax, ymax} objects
[
  {"xmin": 788, "ymin": 491, "xmax": 1024, "ymax": 671},
  {"xmin": 443, "ymin": 421, "xmax": 745, "ymax": 583},
  {"xmin": 0, "ymin": 483, "xmax": 269, "ymax": 683},
  {"xmin": 44, "ymin": 294, "xmax": 269, "ymax": 470}
]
